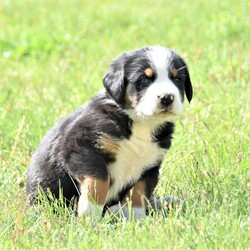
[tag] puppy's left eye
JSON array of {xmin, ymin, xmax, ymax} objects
[
  {"xmin": 138, "ymin": 77, "xmax": 152, "ymax": 86},
  {"xmin": 173, "ymin": 78, "xmax": 182, "ymax": 84}
]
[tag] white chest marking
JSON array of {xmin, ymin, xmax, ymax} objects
[{"xmin": 106, "ymin": 121, "xmax": 166, "ymax": 202}]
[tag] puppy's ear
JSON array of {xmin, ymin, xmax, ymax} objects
[
  {"xmin": 103, "ymin": 53, "xmax": 127, "ymax": 104},
  {"xmin": 182, "ymin": 65, "xmax": 193, "ymax": 103},
  {"xmin": 185, "ymin": 74, "xmax": 193, "ymax": 103}
]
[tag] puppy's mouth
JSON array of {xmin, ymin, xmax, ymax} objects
[
  {"xmin": 158, "ymin": 109, "xmax": 176, "ymax": 116},
  {"xmin": 157, "ymin": 102, "xmax": 175, "ymax": 115},
  {"xmin": 159, "ymin": 109, "xmax": 173, "ymax": 114}
]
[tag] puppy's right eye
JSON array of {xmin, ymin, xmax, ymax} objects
[{"xmin": 138, "ymin": 77, "xmax": 152, "ymax": 87}]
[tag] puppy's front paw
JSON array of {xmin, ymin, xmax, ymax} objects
[
  {"xmin": 78, "ymin": 196, "xmax": 103, "ymax": 217},
  {"xmin": 107, "ymin": 203, "xmax": 147, "ymax": 220},
  {"xmin": 124, "ymin": 207, "xmax": 147, "ymax": 220}
]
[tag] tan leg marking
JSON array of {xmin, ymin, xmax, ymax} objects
[
  {"xmin": 123, "ymin": 180, "xmax": 146, "ymax": 207},
  {"xmin": 119, "ymin": 180, "xmax": 147, "ymax": 219},
  {"xmin": 78, "ymin": 176, "xmax": 110, "ymax": 217},
  {"xmin": 80, "ymin": 176, "xmax": 110, "ymax": 205}
]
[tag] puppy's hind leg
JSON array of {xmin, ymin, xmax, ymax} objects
[{"xmin": 78, "ymin": 176, "xmax": 110, "ymax": 218}]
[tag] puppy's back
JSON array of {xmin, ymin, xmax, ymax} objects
[{"xmin": 26, "ymin": 109, "xmax": 83, "ymax": 204}]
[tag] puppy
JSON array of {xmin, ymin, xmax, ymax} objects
[{"xmin": 26, "ymin": 46, "xmax": 193, "ymax": 219}]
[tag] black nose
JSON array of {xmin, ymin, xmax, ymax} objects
[{"xmin": 159, "ymin": 94, "xmax": 174, "ymax": 107}]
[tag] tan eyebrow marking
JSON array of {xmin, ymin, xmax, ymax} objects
[
  {"xmin": 144, "ymin": 68, "xmax": 154, "ymax": 78},
  {"xmin": 172, "ymin": 68, "xmax": 178, "ymax": 77}
]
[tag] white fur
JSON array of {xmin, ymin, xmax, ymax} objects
[
  {"xmin": 135, "ymin": 80, "xmax": 183, "ymax": 117},
  {"xmin": 135, "ymin": 46, "xmax": 183, "ymax": 117},
  {"xmin": 122, "ymin": 207, "xmax": 147, "ymax": 219},
  {"xmin": 106, "ymin": 120, "xmax": 166, "ymax": 203},
  {"xmin": 149, "ymin": 46, "xmax": 172, "ymax": 78},
  {"xmin": 78, "ymin": 195, "xmax": 103, "ymax": 217},
  {"xmin": 107, "ymin": 203, "xmax": 147, "ymax": 219}
]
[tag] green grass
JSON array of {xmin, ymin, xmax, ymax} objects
[{"xmin": 0, "ymin": 0, "xmax": 249, "ymax": 249}]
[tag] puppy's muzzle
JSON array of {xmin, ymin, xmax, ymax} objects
[{"xmin": 159, "ymin": 94, "xmax": 174, "ymax": 108}]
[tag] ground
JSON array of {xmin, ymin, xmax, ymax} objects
[{"xmin": 0, "ymin": 0, "xmax": 249, "ymax": 249}]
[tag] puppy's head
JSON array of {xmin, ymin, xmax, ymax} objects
[{"xmin": 103, "ymin": 46, "xmax": 192, "ymax": 119}]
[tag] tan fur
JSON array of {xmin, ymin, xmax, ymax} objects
[
  {"xmin": 172, "ymin": 67, "xmax": 178, "ymax": 77},
  {"xmin": 144, "ymin": 68, "xmax": 154, "ymax": 78},
  {"xmin": 125, "ymin": 85, "xmax": 138, "ymax": 108},
  {"xmin": 130, "ymin": 96, "xmax": 139, "ymax": 108},
  {"xmin": 98, "ymin": 134, "xmax": 120, "ymax": 155},
  {"xmin": 79, "ymin": 176, "xmax": 110, "ymax": 205},
  {"xmin": 131, "ymin": 180, "xmax": 146, "ymax": 207},
  {"xmin": 123, "ymin": 180, "xmax": 146, "ymax": 207}
]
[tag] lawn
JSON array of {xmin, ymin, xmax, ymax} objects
[{"xmin": 0, "ymin": 0, "xmax": 249, "ymax": 249}]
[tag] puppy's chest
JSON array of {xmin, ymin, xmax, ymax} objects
[{"xmin": 106, "ymin": 122, "xmax": 166, "ymax": 201}]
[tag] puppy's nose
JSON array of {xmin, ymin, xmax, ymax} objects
[{"xmin": 159, "ymin": 94, "xmax": 174, "ymax": 107}]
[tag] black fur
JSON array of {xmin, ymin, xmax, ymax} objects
[
  {"xmin": 153, "ymin": 122, "xmax": 174, "ymax": 149},
  {"xmin": 103, "ymin": 53, "xmax": 128, "ymax": 105}
]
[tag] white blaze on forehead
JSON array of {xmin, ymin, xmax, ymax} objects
[{"xmin": 148, "ymin": 46, "xmax": 172, "ymax": 79}]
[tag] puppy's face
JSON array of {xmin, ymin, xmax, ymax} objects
[{"xmin": 103, "ymin": 46, "xmax": 192, "ymax": 120}]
